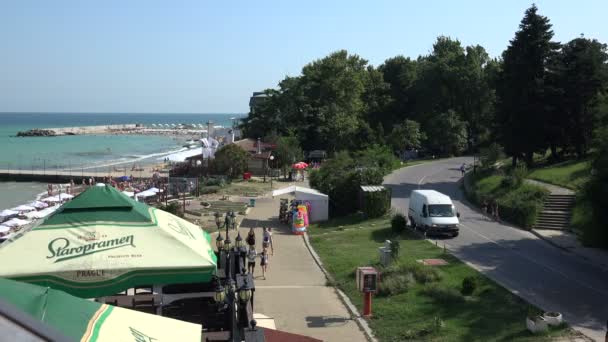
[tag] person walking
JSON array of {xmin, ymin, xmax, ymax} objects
[
  {"xmin": 492, "ymin": 199, "xmax": 500, "ymax": 221},
  {"xmin": 262, "ymin": 227, "xmax": 273, "ymax": 255},
  {"xmin": 260, "ymin": 248, "xmax": 269, "ymax": 280},
  {"xmin": 246, "ymin": 227, "xmax": 255, "ymax": 248},
  {"xmin": 460, "ymin": 163, "xmax": 466, "ymax": 176},
  {"xmin": 247, "ymin": 245, "xmax": 257, "ymax": 275}
]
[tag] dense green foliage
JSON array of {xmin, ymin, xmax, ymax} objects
[
  {"xmin": 212, "ymin": 144, "xmax": 250, "ymax": 179},
  {"xmin": 465, "ymin": 172, "xmax": 549, "ymax": 228},
  {"xmin": 309, "ymin": 147, "xmax": 398, "ymax": 216},
  {"xmin": 578, "ymin": 128, "xmax": 608, "ymax": 247},
  {"xmin": 242, "ymin": 4, "xmax": 608, "ymax": 245},
  {"xmin": 309, "ymin": 217, "xmax": 569, "ymax": 341},
  {"xmin": 242, "ymin": 4, "xmax": 608, "ymax": 166},
  {"xmin": 361, "ymin": 188, "xmax": 391, "ymax": 218},
  {"xmin": 274, "ymin": 135, "xmax": 303, "ymax": 177}
]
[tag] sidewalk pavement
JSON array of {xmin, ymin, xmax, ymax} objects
[
  {"xmin": 235, "ymin": 195, "xmax": 368, "ymax": 342},
  {"xmin": 532, "ymin": 229, "xmax": 608, "ymax": 271}
]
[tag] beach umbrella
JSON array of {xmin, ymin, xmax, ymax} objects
[
  {"xmin": 0, "ymin": 185, "xmax": 217, "ymax": 298},
  {"xmin": 96, "ymin": 182, "xmax": 106, "ymax": 187},
  {"xmin": 117, "ymin": 175, "xmax": 130, "ymax": 181},
  {"xmin": 292, "ymin": 162, "xmax": 308, "ymax": 169},
  {"xmin": 0, "ymin": 278, "xmax": 202, "ymax": 342},
  {"xmin": 0, "ymin": 209, "xmax": 19, "ymax": 218},
  {"xmin": 3, "ymin": 218, "xmax": 31, "ymax": 227},
  {"xmin": 12, "ymin": 204, "xmax": 36, "ymax": 212},
  {"xmin": 0, "ymin": 225, "xmax": 10, "ymax": 233},
  {"xmin": 147, "ymin": 187, "xmax": 160, "ymax": 193},
  {"xmin": 29, "ymin": 200, "xmax": 49, "ymax": 209}
]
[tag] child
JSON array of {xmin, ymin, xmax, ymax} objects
[
  {"xmin": 247, "ymin": 245, "xmax": 257, "ymax": 275},
  {"xmin": 260, "ymin": 248, "xmax": 269, "ymax": 280}
]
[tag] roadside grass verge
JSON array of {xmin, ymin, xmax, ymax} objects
[
  {"xmin": 464, "ymin": 171, "xmax": 549, "ymax": 228},
  {"xmin": 309, "ymin": 217, "xmax": 571, "ymax": 341},
  {"xmin": 527, "ymin": 159, "xmax": 590, "ymax": 190}
]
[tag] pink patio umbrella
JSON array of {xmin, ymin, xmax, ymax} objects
[{"xmin": 292, "ymin": 162, "xmax": 309, "ymax": 169}]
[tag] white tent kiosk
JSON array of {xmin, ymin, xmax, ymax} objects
[{"xmin": 272, "ymin": 186, "xmax": 329, "ymax": 222}]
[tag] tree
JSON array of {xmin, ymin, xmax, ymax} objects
[
  {"xmin": 389, "ymin": 119, "xmax": 425, "ymax": 153},
  {"xmin": 582, "ymin": 127, "xmax": 608, "ymax": 247},
  {"xmin": 425, "ymin": 110, "xmax": 467, "ymax": 156},
  {"xmin": 496, "ymin": 5, "xmax": 560, "ymax": 166},
  {"xmin": 275, "ymin": 136, "xmax": 303, "ymax": 178},
  {"xmin": 556, "ymin": 37, "xmax": 608, "ymax": 158},
  {"xmin": 212, "ymin": 144, "xmax": 250, "ymax": 179},
  {"xmin": 378, "ymin": 56, "xmax": 418, "ymax": 127}
]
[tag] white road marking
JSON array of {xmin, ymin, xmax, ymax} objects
[{"xmin": 417, "ymin": 175, "xmax": 427, "ymax": 189}]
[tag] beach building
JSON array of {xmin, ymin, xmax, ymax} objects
[
  {"xmin": 233, "ymin": 138, "xmax": 275, "ymax": 175},
  {"xmin": 249, "ymin": 91, "xmax": 269, "ymax": 114}
]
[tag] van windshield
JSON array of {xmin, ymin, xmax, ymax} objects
[{"xmin": 428, "ymin": 204, "xmax": 455, "ymax": 217}]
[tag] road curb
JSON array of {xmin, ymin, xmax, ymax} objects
[{"xmin": 302, "ymin": 233, "xmax": 378, "ymax": 342}]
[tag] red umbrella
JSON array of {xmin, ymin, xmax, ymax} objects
[{"xmin": 292, "ymin": 162, "xmax": 308, "ymax": 169}]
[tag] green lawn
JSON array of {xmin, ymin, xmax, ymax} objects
[
  {"xmin": 309, "ymin": 216, "xmax": 574, "ymax": 341},
  {"xmin": 528, "ymin": 160, "xmax": 591, "ymax": 190}
]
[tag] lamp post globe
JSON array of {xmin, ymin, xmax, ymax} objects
[
  {"xmin": 216, "ymin": 234, "xmax": 224, "ymax": 251},
  {"xmin": 214, "ymin": 282, "xmax": 226, "ymax": 303},
  {"xmin": 235, "ymin": 232, "xmax": 243, "ymax": 249},
  {"xmin": 224, "ymin": 235, "xmax": 232, "ymax": 252}
]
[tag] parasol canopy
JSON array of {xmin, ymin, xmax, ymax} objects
[
  {"xmin": 292, "ymin": 162, "xmax": 309, "ymax": 169},
  {"xmin": 0, "ymin": 185, "xmax": 217, "ymax": 298},
  {"xmin": 12, "ymin": 204, "xmax": 36, "ymax": 212},
  {"xmin": 0, "ymin": 277, "xmax": 202, "ymax": 342}
]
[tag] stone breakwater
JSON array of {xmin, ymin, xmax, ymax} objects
[{"xmin": 17, "ymin": 124, "xmax": 140, "ymax": 137}]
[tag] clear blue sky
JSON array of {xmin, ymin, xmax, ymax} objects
[{"xmin": 1, "ymin": 0, "xmax": 606, "ymax": 114}]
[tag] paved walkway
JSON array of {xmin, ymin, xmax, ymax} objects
[{"xmin": 225, "ymin": 193, "xmax": 368, "ymax": 342}]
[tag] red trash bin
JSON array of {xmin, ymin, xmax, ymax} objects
[{"xmin": 243, "ymin": 172, "xmax": 252, "ymax": 180}]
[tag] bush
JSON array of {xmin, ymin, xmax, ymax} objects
[
  {"xmin": 362, "ymin": 188, "xmax": 391, "ymax": 218},
  {"xmin": 390, "ymin": 240, "xmax": 400, "ymax": 259},
  {"xmin": 461, "ymin": 276, "xmax": 477, "ymax": 296},
  {"xmin": 391, "ymin": 214, "xmax": 407, "ymax": 233},
  {"xmin": 383, "ymin": 261, "xmax": 442, "ymax": 284},
  {"xmin": 421, "ymin": 284, "xmax": 465, "ymax": 303},
  {"xmin": 158, "ymin": 202, "xmax": 183, "ymax": 217},
  {"xmin": 200, "ymin": 186, "xmax": 220, "ymax": 194},
  {"xmin": 498, "ymin": 184, "xmax": 548, "ymax": 228},
  {"xmin": 480, "ymin": 143, "xmax": 504, "ymax": 169},
  {"xmin": 377, "ymin": 273, "xmax": 414, "ymax": 297}
]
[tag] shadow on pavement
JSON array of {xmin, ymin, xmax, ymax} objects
[{"xmin": 305, "ymin": 315, "xmax": 350, "ymax": 328}]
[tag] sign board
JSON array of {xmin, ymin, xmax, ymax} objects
[{"xmin": 356, "ymin": 266, "xmax": 378, "ymax": 293}]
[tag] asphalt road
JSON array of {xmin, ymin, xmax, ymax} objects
[{"xmin": 384, "ymin": 157, "xmax": 608, "ymax": 341}]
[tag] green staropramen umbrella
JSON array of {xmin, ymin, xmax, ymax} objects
[
  {"xmin": 0, "ymin": 185, "xmax": 216, "ymax": 298},
  {"xmin": 0, "ymin": 277, "xmax": 202, "ymax": 342}
]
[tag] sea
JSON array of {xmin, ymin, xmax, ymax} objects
[{"xmin": 0, "ymin": 112, "xmax": 243, "ymax": 210}]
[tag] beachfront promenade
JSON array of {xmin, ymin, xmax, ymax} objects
[{"xmin": 229, "ymin": 192, "xmax": 369, "ymax": 342}]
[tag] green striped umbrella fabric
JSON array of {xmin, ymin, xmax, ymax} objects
[{"xmin": 0, "ymin": 185, "xmax": 216, "ymax": 298}]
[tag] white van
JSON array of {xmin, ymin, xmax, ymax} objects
[{"xmin": 408, "ymin": 190, "xmax": 460, "ymax": 237}]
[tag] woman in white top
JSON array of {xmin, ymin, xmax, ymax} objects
[{"xmin": 262, "ymin": 227, "xmax": 273, "ymax": 255}]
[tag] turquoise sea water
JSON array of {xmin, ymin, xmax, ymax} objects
[
  {"xmin": 0, "ymin": 112, "xmax": 243, "ymax": 209},
  {"xmin": 0, "ymin": 113, "xmax": 241, "ymax": 171}
]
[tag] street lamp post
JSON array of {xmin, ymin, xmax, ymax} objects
[{"xmin": 269, "ymin": 155, "xmax": 275, "ymax": 189}]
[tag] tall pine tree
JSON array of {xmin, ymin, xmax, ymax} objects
[{"xmin": 497, "ymin": 5, "xmax": 560, "ymax": 166}]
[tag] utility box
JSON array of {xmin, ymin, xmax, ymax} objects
[
  {"xmin": 378, "ymin": 240, "xmax": 392, "ymax": 266},
  {"xmin": 356, "ymin": 266, "xmax": 379, "ymax": 293}
]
